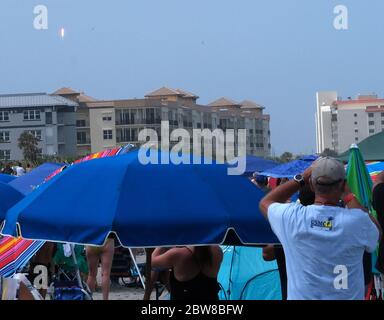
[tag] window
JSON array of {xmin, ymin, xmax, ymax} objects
[
  {"xmin": 331, "ymin": 114, "xmax": 337, "ymax": 121},
  {"xmin": 355, "ymin": 137, "xmax": 359, "ymax": 142},
  {"xmin": 382, "ymin": 112, "xmax": 384, "ymax": 117},
  {"xmin": 102, "ymin": 115, "xmax": 112, "ymax": 122},
  {"xmin": 354, "ymin": 121, "xmax": 358, "ymax": 125},
  {"xmin": 368, "ymin": 113, "xmax": 374, "ymax": 118},
  {"xmin": 354, "ymin": 129, "xmax": 358, "ymax": 133},
  {"xmin": 0, "ymin": 131, "xmax": 10, "ymax": 143},
  {"xmin": 76, "ymin": 120, "xmax": 86, "ymax": 127},
  {"xmin": 24, "ymin": 110, "xmax": 41, "ymax": 121},
  {"xmin": 369, "ymin": 129, "xmax": 375, "ymax": 134},
  {"xmin": 0, "ymin": 150, "xmax": 11, "ymax": 160},
  {"xmin": 103, "ymin": 130, "xmax": 113, "ymax": 140},
  {"xmin": 369, "ymin": 121, "xmax": 375, "ymax": 126},
  {"xmin": 382, "ymin": 120, "xmax": 384, "ymax": 125},
  {"xmin": 46, "ymin": 112, "xmax": 52, "ymax": 124},
  {"xmin": 354, "ymin": 113, "xmax": 357, "ymax": 117},
  {"xmin": 77, "ymin": 132, "xmax": 87, "ymax": 144},
  {"xmin": 0, "ymin": 111, "xmax": 9, "ymax": 121},
  {"xmin": 25, "ymin": 130, "xmax": 42, "ymax": 140}
]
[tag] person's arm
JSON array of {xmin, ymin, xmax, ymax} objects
[
  {"xmin": 151, "ymin": 247, "xmax": 180, "ymax": 269},
  {"xmin": 259, "ymin": 182, "xmax": 299, "ymax": 218},
  {"xmin": 262, "ymin": 245, "xmax": 276, "ymax": 261},
  {"xmin": 259, "ymin": 168, "xmax": 312, "ymax": 219},
  {"xmin": 343, "ymin": 184, "xmax": 382, "ymax": 242}
]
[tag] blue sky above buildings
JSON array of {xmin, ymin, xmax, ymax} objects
[{"xmin": 0, "ymin": 0, "xmax": 383, "ymax": 155}]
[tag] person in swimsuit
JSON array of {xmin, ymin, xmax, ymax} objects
[
  {"xmin": 152, "ymin": 245, "xmax": 223, "ymax": 301},
  {"xmin": 85, "ymin": 234, "xmax": 116, "ymax": 300}
]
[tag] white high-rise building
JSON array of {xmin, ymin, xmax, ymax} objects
[{"xmin": 316, "ymin": 91, "xmax": 384, "ymax": 154}]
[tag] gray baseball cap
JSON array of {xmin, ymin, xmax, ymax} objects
[{"xmin": 311, "ymin": 157, "xmax": 346, "ymax": 185}]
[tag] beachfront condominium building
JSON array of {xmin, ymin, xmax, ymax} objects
[
  {"xmin": 55, "ymin": 87, "xmax": 272, "ymax": 158},
  {"xmin": 0, "ymin": 93, "xmax": 78, "ymax": 161},
  {"xmin": 316, "ymin": 91, "xmax": 384, "ymax": 154}
]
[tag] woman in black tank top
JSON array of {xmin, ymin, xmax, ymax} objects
[{"xmin": 152, "ymin": 246, "xmax": 223, "ymax": 301}]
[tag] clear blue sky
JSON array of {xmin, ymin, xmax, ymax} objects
[{"xmin": 1, "ymin": 0, "xmax": 383, "ymax": 155}]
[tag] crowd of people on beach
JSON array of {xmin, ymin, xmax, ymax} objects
[
  {"xmin": 1, "ymin": 156, "xmax": 383, "ymax": 300},
  {"xmin": 147, "ymin": 157, "xmax": 383, "ymax": 301},
  {"xmin": 0, "ymin": 162, "xmax": 32, "ymax": 176}
]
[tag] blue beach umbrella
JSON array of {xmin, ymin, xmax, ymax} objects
[
  {"xmin": 9, "ymin": 163, "xmax": 63, "ymax": 195},
  {"xmin": 241, "ymin": 156, "xmax": 278, "ymax": 176},
  {"xmin": 2, "ymin": 150, "xmax": 278, "ymax": 247},
  {"xmin": 0, "ymin": 182, "xmax": 24, "ymax": 229},
  {"xmin": 1, "ymin": 164, "xmax": 61, "ymax": 279},
  {"xmin": 0, "ymin": 174, "xmax": 16, "ymax": 183},
  {"xmin": 259, "ymin": 155, "xmax": 318, "ymax": 179}
]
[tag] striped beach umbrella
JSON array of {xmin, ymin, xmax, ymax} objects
[{"xmin": 0, "ymin": 237, "xmax": 44, "ymax": 278}]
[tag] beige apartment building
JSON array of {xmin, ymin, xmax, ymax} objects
[
  {"xmin": 55, "ymin": 87, "xmax": 271, "ymax": 157},
  {"xmin": 316, "ymin": 91, "xmax": 384, "ymax": 154}
]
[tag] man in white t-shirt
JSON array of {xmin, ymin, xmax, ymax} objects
[
  {"xmin": 13, "ymin": 162, "xmax": 26, "ymax": 177},
  {"xmin": 259, "ymin": 157, "xmax": 382, "ymax": 300}
]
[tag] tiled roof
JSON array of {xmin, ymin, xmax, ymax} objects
[
  {"xmin": 145, "ymin": 87, "xmax": 198, "ymax": 99},
  {"xmin": 53, "ymin": 87, "xmax": 81, "ymax": 95},
  {"xmin": 208, "ymin": 97, "xmax": 240, "ymax": 107},
  {"xmin": 240, "ymin": 100, "xmax": 263, "ymax": 109}
]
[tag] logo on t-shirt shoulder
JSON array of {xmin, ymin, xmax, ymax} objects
[{"xmin": 310, "ymin": 216, "xmax": 334, "ymax": 231}]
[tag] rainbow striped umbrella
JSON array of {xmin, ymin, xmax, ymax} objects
[
  {"xmin": 367, "ymin": 161, "xmax": 384, "ymax": 182},
  {"xmin": 0, "ymin": 237, "xmax": 44, "ymax": 278}
]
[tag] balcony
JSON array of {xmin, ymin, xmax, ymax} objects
[
  {"xmin": 76, "ymin": 120, "xmax": 90, "ymax": 129},
  {"xmin": 77, "ymin": 140, "xmax": 91, "ymax": 146}
]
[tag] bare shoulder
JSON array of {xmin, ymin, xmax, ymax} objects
[
  {"xmin": 171, "ymin": 247, "xmax": 193, "ymax": 259},
  {"xmin": 210, "ymin": 245, "xmax": 224, "ymax": 260}
]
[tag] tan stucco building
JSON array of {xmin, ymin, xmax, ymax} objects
[{"xmin": 55, "ymin": 87, "xmax": 272, "ymax": 157}]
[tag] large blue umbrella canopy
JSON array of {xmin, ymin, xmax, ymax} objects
[
  {"xmin": 8, "ymin": 163, "xmax": 63, "ymax": 195},
  {"xmin": 242, "ymin": 156, "xmax": 278, "ymax": 176},
  {"xmin": 0, "ymin": 182, "xmax": 24, "ymax": 223},
  {"xmin": 259, "ymin": 155, "xmax": 318, "ymax": 178},
  {"xmin": 0, "ymin": 173, "xmax": 16, "ymax": 183},
  {"xmin": 2, "ymin": 150, "xmax": 278, "ymax": 247}
]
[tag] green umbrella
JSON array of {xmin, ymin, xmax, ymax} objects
[
  {"xmin": 346, "ymin": 144, "xmax": 375, "ymax": 214},
  {"xmin": 346, "ymin": 144, "xmax": 379, "ymax": 276}
]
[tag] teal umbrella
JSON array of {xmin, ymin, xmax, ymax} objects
[
  {"xmin": 346, "ymin": 144, "xmax": 379, "ymax": 277},
  {"xmin": 346, "ymin": 144, "xmax": 374, "ymax": 212}
]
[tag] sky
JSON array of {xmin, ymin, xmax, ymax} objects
[{"xmin": 1, "ymin": 0, "xmax": 383, "ymax": 155}]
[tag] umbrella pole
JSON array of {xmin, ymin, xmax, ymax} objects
[
  {"xmin": 143, "ymin": 248, "xmax": 154, "ymax": 300},
  {"xmin": 70, "ymin": 244, "xmax": 84, "ymax": 290},
  {"xmin": 128, "ymin": 248, "xmax": 145, "ymax": 289}
]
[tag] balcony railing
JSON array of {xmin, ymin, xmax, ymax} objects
[{"xmin": 77, "ymin": 140, "xmax": 91, "ymax": 145}]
